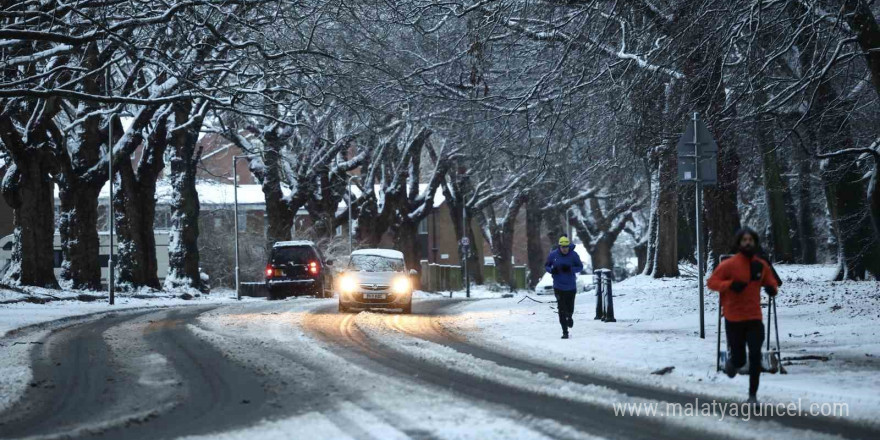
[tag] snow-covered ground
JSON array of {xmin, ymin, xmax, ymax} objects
[{"xmin": 443, "ymin": 264, "xmax": 880, "ymax": 425}]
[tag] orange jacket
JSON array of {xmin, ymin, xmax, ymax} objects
[{"xmin": 707, "ymin": 253, "xmax": 779, "ymax": 322}]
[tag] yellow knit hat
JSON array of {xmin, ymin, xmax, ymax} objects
[{"xmin": 558, "ymin": 236, "xmax": 570, "ymax": 247}]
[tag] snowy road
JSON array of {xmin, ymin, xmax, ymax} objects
[{"xmin": 0, "ymin": 298, "xmax": 876, "ymax": 440}]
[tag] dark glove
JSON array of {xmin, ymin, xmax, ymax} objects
[
  {"xmin": 750, "ymin": 260, "xmax": 764, "ymax": 281},
  {"xmin": 550, "ymin": 266, "xmax": 559, "ymax": 275},
  {"xmin": 730, "ymin": 281, "xmax": 748, "ymax": 293},
  {"xmin": 764, "ymin": 286, "xmax": 777, "ymax": 297},
  {"xmin": 560, "ymin": 264, "xmax": 571, "ymax": 274}
]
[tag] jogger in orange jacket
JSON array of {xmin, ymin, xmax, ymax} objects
[{"xmin": 707, "ymin": 228, "xmax": 779, "ymax": 404}]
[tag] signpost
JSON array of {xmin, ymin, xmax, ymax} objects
[
  {"xmin": 461, "ymin": 234, "xmax": 470, "ymax": 298},
  {"xmin": 677, "ymin": 112, "xmax": 718, "ymax": 339}
]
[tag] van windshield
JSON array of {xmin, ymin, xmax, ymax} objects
[
  {"xmin": 348, "ymin": 255, "xmax": 405, "ymax": 272},
  {"xmin": 272, "ymin": 247, "xmax": 316, "ymax": 264}
]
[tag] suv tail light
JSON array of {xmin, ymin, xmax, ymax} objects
[
  {"xmin": 265, "ymin": 265, "xmax": 274, "ymax": 278},
  {"xmin": 308, "ymin": 261, "xmax": 319, "ymax": 275}
]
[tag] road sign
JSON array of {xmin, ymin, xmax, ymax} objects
[
  {"xmin": 677, "ymin": 156, "xmax": 717, "ymax": 185},
  {"xmin": 677, "ymin": 116, "xmax": 718, "ymax": 185}
]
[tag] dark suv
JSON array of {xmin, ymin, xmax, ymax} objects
[{"xmin": 265, "ymin": 241, "xmax": 334, "ymax": 299}]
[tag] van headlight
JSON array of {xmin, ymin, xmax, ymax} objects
[
  {"xmin": 339, "ymin": 275, "xmax": 358, "ymax": 294},
  {"xmin": 391, "ymin": 276, "xmax": 411, "ymax": 294}
]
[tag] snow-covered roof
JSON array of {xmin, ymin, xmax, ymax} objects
[
  {"xmin": 351, "ymin": 248, "xmax": 404, "ymax": 259},
  {"xmin": 340, "ymin": 184, "xmax": 446, "ymax": 208},
  {"xmin": 273, "ymin": 240, "xmax": 315, "ymax": 248},
  {"xmin": 55, "ymin": 181, "xmax": 284, "ymax": 206},
  {"xmin": 54, "ymin": 181, "xmax": 444, "ymax": 209}
]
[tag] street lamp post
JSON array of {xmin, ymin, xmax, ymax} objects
[
  {"xmin": 347, "ymin": 175, "xmax": 360, "ymax": 256},
  {"xmin": 233, "ymin": 154, "xmax": 257, "ymax": 300}
]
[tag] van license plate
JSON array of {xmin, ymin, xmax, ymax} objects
[{"xmin": 364, "ymin": 293, "xmax": 386, "ymax": 300}]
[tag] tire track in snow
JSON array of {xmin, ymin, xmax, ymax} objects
[{"xmin": 303, "ymin": 301, "xmax": 707, "ymax": 440}]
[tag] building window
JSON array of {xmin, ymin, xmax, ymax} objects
[
  {"xmin": 418, "ymin": 218, "xmax": 428, "ymax": 235},
  {"xmin": 335, "ymin": 225, "xmax": 343, "ymax": 236},
  {"xmin": 214, "ymin": 217, "xmax": 223, "ymax": 230}
]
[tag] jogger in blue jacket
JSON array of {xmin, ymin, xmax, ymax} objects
[{"xmin": 545, "ymin": 236, "xmax": 584, "ymax": 339}]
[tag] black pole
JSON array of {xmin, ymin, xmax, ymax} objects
[
  {"xmin": 594, "ymin": 270, "xmax": 604, "ymax": 320},
  {"xmin": 603, "ymin": 272, "xmax": 616, "ymax": 322}
]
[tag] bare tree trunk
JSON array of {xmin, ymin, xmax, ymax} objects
[
  {"xmin": 490, "ymin": 229, "xmax": 516, "ymax": 290},
  {"xmin": 793, "ymin": 134, "xmax": 818, "ymax": 264},
  {"xmin": 633, "ymin": 239, "xmax": 647, "ymax": 274},
  {"xmin": 525, "ymin": 197, "xmax": 546, "ymax": 288},
  {"xmin": 653, "ymin": 136, "xmax": 680, "ymax": 278},
  {"xmin": 755, "ymin": 115, "xmax": 795, "ymax": 262},
  {"xmin": 394, "ymin": 220, "xmax": 421, "ymax": 277},
  {"xmin": 589, "ymin": 238, "xmax": 614, "ymax": 270}
]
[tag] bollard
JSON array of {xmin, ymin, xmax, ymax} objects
[
  {"xmin": 602, "ymin": 271, "xmax": 616, "ymax": 322},
  {"xmin": 594, "ymin": 270, "xmax": 604, "ymax": 320}
]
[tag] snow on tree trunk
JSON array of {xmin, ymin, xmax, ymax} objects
[
  {"xmin": 57, "ymin": 183, "xmax": 103, "ymax": 290},
  {"xmin": 642, "ymin": 167, "xmax": 660, "ymax": 276},
  {"xmin": 165, "ymin": 103, "xmax": 207, "ymax": 292},
  {"xmin": 115, "ymin": 150, "xmax": 163, "ymax": 290},
  {"xmin": 1, "ymin": 159, "xmax": 58, "ymax": 288},
  {"xmin": 56, "ymin": 41, "xmax": 106, "ymax": 291},
  {"xmin": 257, "ymin": 146, "xmax": 295, "ymax": 247}
]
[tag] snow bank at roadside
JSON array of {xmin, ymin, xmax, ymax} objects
[
  {"xmin": 0, "ymin": 289, "xmax": 243, "ymax": 336},
  {"xmin": 444, "ymin": 264, "xmax": 880, "ymax": 425},
  {"xmin": 0, "ymin": 284, "xmax": 237, "ymax": 306}
]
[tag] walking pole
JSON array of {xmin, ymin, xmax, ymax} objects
[
  {"xmin": 766, "ymin": 294, "xmax": 772, "ymax": 351},
  {"xmin": 716, "ymin": 298, "xmax": 722, "ymax": 371},
  {"xmin": 773, "ymin": 296, "xmax": 786, "ymax": 374}
]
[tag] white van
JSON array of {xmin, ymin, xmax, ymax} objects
[{"xmin": 0, "ymin": 232, "xmax": 170, "ymax": 285}]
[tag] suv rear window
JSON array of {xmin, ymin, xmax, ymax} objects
[{"xmin": 271, "ymin": 246, "xmax": 317, "ymax": 264}]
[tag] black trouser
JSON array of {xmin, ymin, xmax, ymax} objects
[
  {"xmin": 725, "ymin": 319, "xmax": 765, "ymax": 396},
  {"xmin": 554, "ymin": 289, "xmax": 576, "ymax": 333}
]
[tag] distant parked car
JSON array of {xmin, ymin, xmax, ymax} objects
[
  {"xmin": 534, "ymin": 271, "xmax": 594, "ymax": 295},
  {"xmin": 336, "ymin": 249, "xmax": 414, "ymax": 314},
  {"xmin": 265, "ymin": 241, "xmax": 334, "ymax": 299}
]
